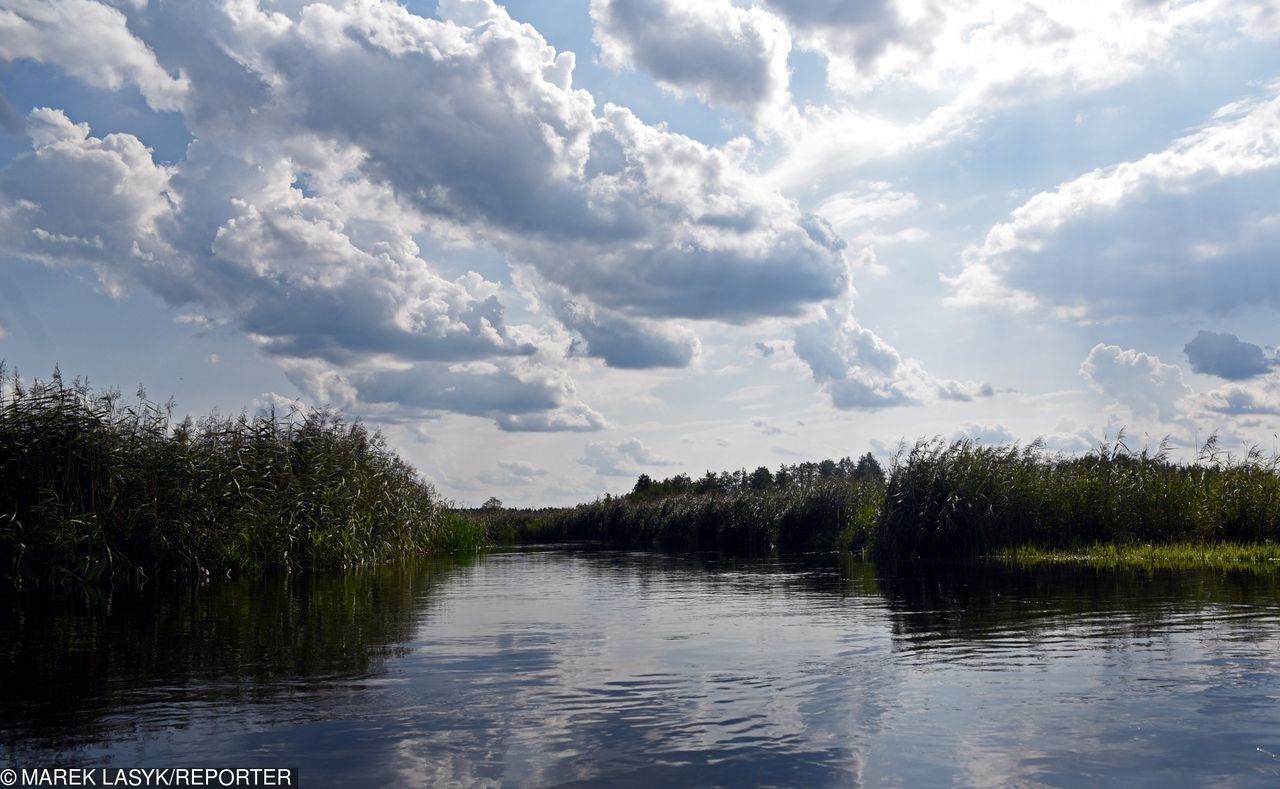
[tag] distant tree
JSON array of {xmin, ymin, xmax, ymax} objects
[
  {"xmin": 481, "ymin": 496, "xmax": 504, "ymax": 510},
  {"xmin": 748, "ymin": 465, "xmax": 774, "ymax": 490},
  {"xmin": 695, "ymin": 470, "xmax": 720, "ymax": 494},
  {"xmin": 774, "ymin": 465, "xmax": 792, "ymax": 489},
  {"xmin": 669, "ymin": 473, "xmax": 692, "ymax": 494},
  {"xmin": 633, "ymin": 473, "xmax": 654, "ymax": 496},
  {"xmin": 818, "ymin": 459, "xmax": 837, "ymax": 478},
  {"xmin": 854, "ymin": 452, "xmax": 885, "ymax": 485}
]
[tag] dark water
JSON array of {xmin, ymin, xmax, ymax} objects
[{"xmin": 4, "ymin": 549, "xmax": 1280, "ymax": 787}]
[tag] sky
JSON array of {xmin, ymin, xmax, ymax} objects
[{"xmin": 1, "ymin": 0, "xmax": 1279, "ymax": 506}]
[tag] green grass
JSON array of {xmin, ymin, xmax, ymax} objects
[
  {"xmin": 1000, "ymin": 542, "xmax": 1280, "ymax": 569},
  {"xmin": 0, "ymin": 366, "xmax": 477, "ymax": 586}
]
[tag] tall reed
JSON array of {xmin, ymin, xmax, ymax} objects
[
  {"xmin": 0, "ymin": 366, "xmax": 468, "ymax": 585},
  {"xmin": 543, "ymin": 478, "xmax": 884, "ymax": 554},
  {"xmin": 873, "ymin": 436, "xmax": 1280, "ymax": 561}
]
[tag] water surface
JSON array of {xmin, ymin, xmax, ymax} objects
[{"xmin": 4, "ymin": 548, "xmax": 1280, "ymax": 786}]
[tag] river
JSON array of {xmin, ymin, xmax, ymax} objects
[{"xmin": 4, "ymin": 547, "xmax": 1280, "ymax": 786}]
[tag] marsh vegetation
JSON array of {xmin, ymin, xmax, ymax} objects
[
  {"xmin": 6, "ymin": 363, "xmax": 1280, "ymax": 587},
  {"xmin": 505, "ymin": 436, "xmax": 1280, "ymax": 565},
  {"xmin": 0, "ymin": 366, "xmax": 477, "ymax": 585}
]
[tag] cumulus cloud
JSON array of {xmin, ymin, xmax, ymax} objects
[
  {"xmin": 1201, "ymin": 377, "xmax": 1280, "ymax": 416},
  {"xmin": 280, "ymin": 358, "xmax": 605, "ymax": 433},
  {"xmin": 949, "ymin": 87, "xmax": 1280, "ymax": 320},
  {"xmin": 772, "ymin": 0, "xmax": 1280, "ymax": 100},
  {"xmin": 1079, "ymin": 343, "xmax": 1191, "ymax": 422},
  {"xmin": 767, "ymin": 0, "xmax": 1280, "ymax": 192},
  {"xmin": 537, "ymin": 279, "xmax": 698, "ymax": 369},
  {"xmin": 0, "ymin": 0, "xmax": 855, "ymax": 427},
  {"xmin": 0, "ymin": 107, "xmax": 589, "ymax": 429},
  {"xmin": 793, "ymin": 297, "xmax": 992, "ymax": 411},
  {"xmin": 762, "ymin": 0, "xmax": 920, "ymax": 94},
  {"xmin": 580, "ymin": 438, "xmax": 677, "ymax": 476},
  {"xmin": 591, "ymin": 0, "xmax": 792, "ymax": 123},
  {"xmin": 1184, "ymin": 331, "xmax": 1275, "ymax": 381},
  {"xmin": 0, "ymin": 0, "xmax": 189, "ymax": 111}
]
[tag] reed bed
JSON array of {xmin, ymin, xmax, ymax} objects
[
  {"xmin": 457, "ymin": 506, "xmax": 568, "ymax": 544},
  {"xmin": 873, "ymin": 436, "xmax": 1280, "ymax": 562},
  {"xmin": 0, "ymin": 366, "xmax": 474, "ymax": 585},
  {"xmin": 540, "ymin": 479, "xmax": 885, "ymax": 554},
  {"xmin": 527, "ymin": 436, "xmax": 1280, "ymax": 565}
]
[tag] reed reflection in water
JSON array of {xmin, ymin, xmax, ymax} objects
[{"xmin": 3, "ymin": 548, "xmax": 1280, "ymax": 787}]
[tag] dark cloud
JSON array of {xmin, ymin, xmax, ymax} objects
[
  {"xmin": 1184, "ymin": 330, "xmax": 1273, "ymax": 380},
  {"xmin": 591, "ymin": 0, "xmax": 790, "ymax": 120},
  {"xmin": 282, "ymin": 359, "xmax": 605, "ymax": 433},
  {"xmin": 764, "ymin": 0, "xmax": 908, "ymax": 71}
]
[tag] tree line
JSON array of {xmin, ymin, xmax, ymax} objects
[{"xmin": 630, "ymin": 452, "xmax": 885, "ymax": 499}]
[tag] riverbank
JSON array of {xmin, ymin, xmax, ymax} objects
[
  {"xmin": 1000, "ymin": 542, "xmax": 1280, "ymax": 569},
  {"xmin": 8, "ymin": 366, "xmax": 1280, "ymax": 585},
  {"xmin": 482, "ymin": 436, "xmax": 1280, "ymax": 567}
]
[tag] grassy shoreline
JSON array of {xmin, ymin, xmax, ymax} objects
[
  {"xmin": 999, "ymin": 542, "xmax": 1280, "ymax": 569},
  {"xmin": 478, "ymin": 435, "xmax": 1280, "ymax": 569}
]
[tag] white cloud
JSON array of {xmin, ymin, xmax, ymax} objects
[
  {"xmin": 1079, "ymin": 343, "xmax": 1191, "ymax": 422},
  {"xmin": 767, "ymin": 0, "xmax": 1280, "ymax": 192},
  {"xmin": 816, "ymin": 182, "xmax": 919, "ymax": 233},
  {"xmin": 280, "ymin": 357, "xmax": 605, "ymax": 434},
  {"xmin": 2, "ymin": 0, "xmax": 852, "ymax": 382},
  {"xmin": 948, "ymin": 87, "xmax": 1280, "ymax": 320},
  {"xmin": 591, "ymin": 0, "xmax": 792, "ymax": 124},
  {"xmin": 0, "ymin": 0, "xmax": 188, "ymax": 111},
  {"xmin": 1200, "ymin": 376, "xmax": 1280, "ymax": 416},
  {"xmin": 792, "ymin": 295, "xmax": 992, "ymax": 410},
  {"xmin": 0, "ymin": 0, "xmax": 864, "ymax": 430},
  {"xmin": 580, "ymin": 437, "xmax": 677, "ymax": 476}
]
